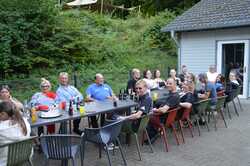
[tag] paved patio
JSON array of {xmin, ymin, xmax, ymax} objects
[{"xmin": 33, "ymin": 99, "xmax": 250, "ymax": 166}]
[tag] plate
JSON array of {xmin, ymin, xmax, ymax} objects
[{"xmin": 39, "ymin": 110, "xmax": 62, "ymax": 119}]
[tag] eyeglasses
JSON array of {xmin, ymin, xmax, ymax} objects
[{"xmin": 41, "ymin": 85, "xmax": 49, "ymax": 88}]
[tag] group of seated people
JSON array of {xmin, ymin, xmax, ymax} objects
[
  {"xmin": 0, "ymin": 65, "xmax": 243, "ymax": 163},
  {"xmin": 125, "ymin": 65, "xmax": 242, "ymax": 142}
]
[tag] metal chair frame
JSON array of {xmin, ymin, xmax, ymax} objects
[
  {"xmin": 40, "ymin": 134, "xmax": 84, "ymax": 166},
  {"xmin": 121, "ymin": 114, "xmax": 153, "ymax": 161},
  {"xmin": 83, "ymin": 120, "xmax": 127, "ymax": 166},
  {"xmin": 0, "ymin": 136, "xmax": 37, "ymax": 166},
  {"xmin": 192, "ymin": 99, "xmax": 211, "ymax": 136}
]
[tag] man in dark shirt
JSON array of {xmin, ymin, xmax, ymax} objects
[
  {"xmin": 147, "ymin": 78, "xmax": 180, "ymax": 141},
  {"xmin": 153, "ymin": 78, "xmax": 180, "ymax": 115},
  {"xmin": 121, "ymin": 79, "xmax": 152, "ymax": 131},
  {"xmin": 126, "ymin": 68, "xmax": 140, "ymax": 94}
]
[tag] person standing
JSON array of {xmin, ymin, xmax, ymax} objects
[
  {"xmin": 206, "ymin": 65, "xmax": 219, "ymax": 84},
  {"xmin": 56, "ymin": 72, "xmax": 83, "ymax": 135}
]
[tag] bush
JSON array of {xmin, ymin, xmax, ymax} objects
[{"xmin": 0, "ymin": 2, "xmax": 178, "ymax": 100}]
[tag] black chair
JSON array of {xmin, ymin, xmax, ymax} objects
[
  {"xmin": 121, "ymin": 114, "xmax": 153, "ymax": 161},
  {"xmin": 234, "ymin": 86, "xmax": 244, "ymax": 112},
  {"xmin": 83, "ymin": 119, "xmax": 127, "ymax": 166},
  {"xmin": 40, "ymin": 134, "xmax": 84, "ymax": 166},
  {"xmin": 0, "ymin": 136, "xmax": 36, "ymax": 166},
  {"xmin": 207, "ymin": 96, "xmax": 228, "ymax": 131},
  {"xmin": 192, "ymin": 99, "xmax": 211, "ymax": 136},
  {"xmin": 225, "ymin": 89, "xmax": 239, "ymax": 118}
]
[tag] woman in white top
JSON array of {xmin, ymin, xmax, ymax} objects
[
  {"xmin": 143, "ymin": 69, "xmax": 158, "ymax": 90},
  {"xmin": 153, "ymin": 69, "xmax": 165, "ymax": 88},
  {"xmin": 0, "ymin": 101, "xmax": 31, "ymax": 166}
]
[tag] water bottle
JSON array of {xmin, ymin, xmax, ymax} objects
[{"xmin": 23, "ymin": 100, "xmax": 30, "ymax": 119}]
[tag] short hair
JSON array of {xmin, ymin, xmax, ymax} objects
[
  {"xmin": 95, "ymin": 73, "xmax": 103, "ymax": 79},
  {"xmin": 229, "ymin": 71, "xmax": 236, "ymax": 77},
  {"xmin": 0, "ymin": 85, "xmax": 10, "ymax": 92},
  {"xmin": 167, "ymin": 77, "xmax": 176, "ymax": 86},
  {"xmin": 170, "ymin": 69, "xmax": 176, "ymax": 73},
  {"xmin": 198, "ymin": 73, "xmax": 207, "ymax": 82},
  {"xmin": 59, "ymin": 72, "xmax": 68, "ymax": 78},
  {"xmin": 40, "ymin": 78, "xmax": 51, "ymax": 90},
  {"xmin": 181, "ymin": 65, "xmax": 187, "ymax": 68},
  {"xmin": 135, "ymin": 79, "xmax": 147, "ymax": 88},
  {"xmin": 132, "ymin": 68, "xmax": 140, "ymax": 75}
]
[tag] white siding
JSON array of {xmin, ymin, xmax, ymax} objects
[{"xmin": 180, "ymin": 27, "xmax": 250, "ymax": 97}]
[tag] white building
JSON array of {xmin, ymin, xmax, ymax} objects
[{"xmin": 162, "ymin": 0, "xmax": 250, "ymax": 98}]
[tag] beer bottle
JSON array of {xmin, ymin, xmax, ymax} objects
[{"xmin": 69, "ymin": 100, "xmax": 73, "ymax": 116}]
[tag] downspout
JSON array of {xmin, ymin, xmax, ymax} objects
[{"xmin": 170, "ymin": 30, "xmax": 181, "ymax": 73}]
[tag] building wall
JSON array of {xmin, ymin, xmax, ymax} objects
[{"xmin": 180, "ymin": 26, "xmax": 250, "ymax": 97}]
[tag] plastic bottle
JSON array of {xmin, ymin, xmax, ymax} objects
[{"xmin": 31, "ymin": 107, "xmax": 37, "ymax": 123}]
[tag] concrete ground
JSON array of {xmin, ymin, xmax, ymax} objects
[{"xmin": 33, "ymin": 99, "xmax": 250, "ymax": 166}]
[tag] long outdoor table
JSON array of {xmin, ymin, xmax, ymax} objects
[{"xmin": 29, "ymin": 99, "xmax": 137, "ymax": 128}]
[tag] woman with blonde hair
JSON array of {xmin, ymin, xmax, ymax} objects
[{"xmin": 30, "ymin": 78, "xmax": 57, "ymax": 134}]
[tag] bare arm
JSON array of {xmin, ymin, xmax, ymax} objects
[
  {"xmin": 85, "ymin": 95, "xmax": 95, "ymax": 102},
  {"xmin": 179, "ymin": 102, "xmax": 192, "ymax": 109},
  {"xmin": 153, "ymin": 105, "xmax": 170, "ymax": 114},
  {"xmin": 127, "ymin": 111, "xmax": 143, "ymax": 120}
]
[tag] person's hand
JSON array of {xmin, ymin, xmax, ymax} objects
[{"xmin": 152, "ymin": 108, "xmax": 162, "ymax": 115}]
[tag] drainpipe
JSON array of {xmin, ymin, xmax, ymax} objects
[{"xmin": 170, "ymin": 30, "xmax": 181, "ymax": 73}]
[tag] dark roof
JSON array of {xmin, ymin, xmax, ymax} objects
[{"xmin": 162, "ymin": 0, "xmax": 250, "ymax": 32}]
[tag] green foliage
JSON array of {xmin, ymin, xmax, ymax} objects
[
  {"xmin": 0, "ymin": 0, "xmax": 58, "ymax": 76},
  {"xmin": 113, "ymin": 0, "xmax": 200, "ymax": 15},
  {"xmin": 1, "ymin": 0, "xmax": 178, "ymax": 100}
]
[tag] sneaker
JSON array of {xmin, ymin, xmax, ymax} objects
[
  {"xmin": 104, "ymin": 143, "xmax": 119, "ymax": 151},
  {"xmin": 182, "ymin": 121, "xmax": 189, "ymax": 128}
]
